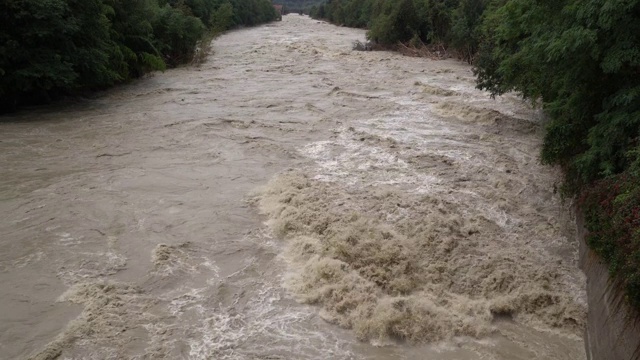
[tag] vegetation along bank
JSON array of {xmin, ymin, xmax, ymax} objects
[{"xmin": 0, "ymin": 0, "xmax": 278, "ymax": 113}]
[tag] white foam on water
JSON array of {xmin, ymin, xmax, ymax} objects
[
  {"xmin": 252, "ymin": 91, "xmax": 586, "ymax": 354},
  {"xmin": 300, "ymin": 129, "xmax": 440, "ymax": 189}
]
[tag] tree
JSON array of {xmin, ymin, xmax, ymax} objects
[
  {"xmin": 450, "ymin": 0, "xmax": 485, "ymax": 63},
  {"xmin": 0, "ymin": 0, "xmax": 280, "ymax": 113},
  {"xmin": 368, "ymin": 0, "xmax": 420, "ymax": 44},
  {"xmin": 210, "ymin": 1, "xmax": 234, "ymax": 32},
  {"xmin": 0, "ymin": 0, "xmax": 116, "ymax": 111},
  {"xmin": 475, "ymin": 0, "xmax": 640, "ymax": 190},
  {"xmin": 153, "ymin": 4, "xmax": 205, "ymax": 66}
]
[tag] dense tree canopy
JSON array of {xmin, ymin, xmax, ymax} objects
[
  {"xmin": 0, "ymin": 0, "xmax": 277, "ymax": 112},
  {"xmin": 309, "ymin": 0, "xmax": 479, "ymax": 58},
  {"xmin": 476, "ymin": 0, "xmax": 640, "ymax": 188}
]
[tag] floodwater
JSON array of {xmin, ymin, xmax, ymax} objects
[{"xmin": 0, "ymin": 15, "xmax": 586, "ymax": 360}]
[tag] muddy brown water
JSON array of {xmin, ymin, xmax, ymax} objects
[{"xmin": 0, "ymin": 15, "xmax": 586, "ymax": 360}]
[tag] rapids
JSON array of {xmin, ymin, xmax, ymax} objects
[{"xmin": 0, "ymin": 15, "xmax": 586, "ymax": 359}]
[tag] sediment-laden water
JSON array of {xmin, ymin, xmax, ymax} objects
[{"xmin": 0, "ymin": 15, "xmax": 586, "ymax": 360}]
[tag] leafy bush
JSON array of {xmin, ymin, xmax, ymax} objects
[
  {"xmin": 153, "ymin": 5, "xmax": 206, "ymax": 66},
  {"xmin": 449, "ymin": 0, "xmax": 485, "ymax": 63},
  {"xmin": 310, "ymin": 0, "xmax": 467, "ymax": 48},
  {"xmin": 210, "ymin": 2, "xmax": 234, "ymax": 33},
  {"xmin": 0, "ymin": 0, "xmax": 114, "ymax": 110},
  {"xmin": 475, "ymin": 0, "xmax": 640, "ymax": 193},
  {"xmin": 580, "ymin": 173, "xmax": 640, "ymax": 308},
  {"xmin": 368, "ymin": 0, "xmax": 420, "ymax": 44}
]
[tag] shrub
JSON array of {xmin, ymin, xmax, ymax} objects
[
  {"xmin": 475, "ymin": 0, "xmax": 640, "ymax": 193},
  {"xmin": 580, "ymin": 173, "xmax": 640, "ymax": 308},
  {"xmin": 153, "ymin": 5, "xmax": 206, "ymax": 66}
]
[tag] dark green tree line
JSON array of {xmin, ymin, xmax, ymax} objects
[
  {"xmin": 309, "ymin": 0, "xmax": 480, "ymax": 60},
  {"xmin": 476, "ymin": 0, "xmax": 640, "ymax": 190},
  {"xmin": 0, "ymin": 0, "xmax": 277, "ymax": 112}
]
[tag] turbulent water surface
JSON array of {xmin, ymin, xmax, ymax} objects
[{"xmin": 0, "ymin": 15, "xmax": 586, "ymax": 360}]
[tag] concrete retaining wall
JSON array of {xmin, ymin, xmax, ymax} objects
[{"xmin": 577, "ymin": 214, "xmax": 640, "ymax": 360}]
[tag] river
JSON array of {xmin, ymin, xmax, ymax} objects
[{"xmin": 0, "ymin": 15, "xmax": 586, "ymax": 360}]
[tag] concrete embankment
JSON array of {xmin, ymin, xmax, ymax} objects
[{"xmin": 578, "ymin": 214, "xmax": 640, "ymax": 360}]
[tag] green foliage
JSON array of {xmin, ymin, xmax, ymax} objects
[
  {"xmin": 475, "ymin": 0, "xmax": 640, "ymax": 192},
  {"xmin": 309, "ymin": 0, "xmax": 470, "ymax": 48},
  {"xmin": 0, "ymin": 0, "xmax": 99, "ymax": 109},
  {"xmin": 210, "ymin": 2, "xmax": 234, "ymax": 33},
  {"xmin": 153, "ymin": 4, "xmax": 205, "ymax": 66},
  {"xmin": 229, "ymin": 0, "xmax": 278, "ymax": 27},
  {"xmin": 423, "ymin": 0, "xmax": 457, "ymax": 42},
  {"xmin": 368, "ymin": 0, "xmax": 420, "ymax": 44},
  {"xmin": 580, "ymin": 173, "xmax": 640, "ymax": 308},
  {"xmin": 104, "ymin": 0, "xmax": 164, "ymax": 78},
  {"xmin": 0, "ymin": 0, "xmax": 277, "ymax": 112},
  {"xmin": 309, "ymin": 4, "xmax": 325, "ymax": 18},
  {"xmin": 450, "ymin": 0, "xmax": 485, "ymax": 63}
]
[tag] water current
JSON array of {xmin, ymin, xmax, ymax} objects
[{"xmin": 0, "ymin": 15, "xmax": 586, "ymax": 360}]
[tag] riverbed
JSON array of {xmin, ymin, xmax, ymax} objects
[{"xmin": 0, "ymin": 15, "xmax": 586, "ymax": 360}]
